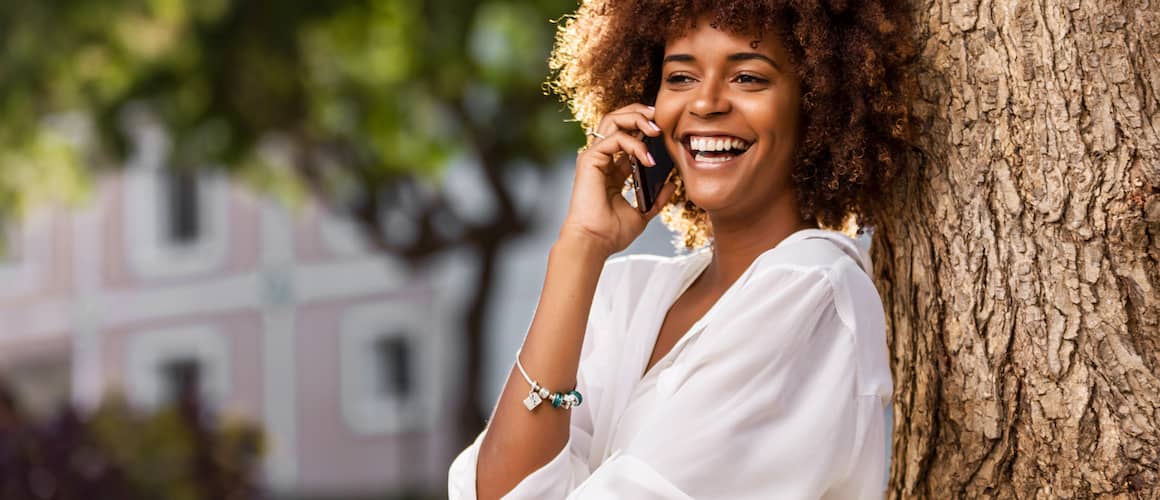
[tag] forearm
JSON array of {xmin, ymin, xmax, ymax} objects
[{"xmin": 475, "ymin": 233, "xmax": 609, "ymax": 500}]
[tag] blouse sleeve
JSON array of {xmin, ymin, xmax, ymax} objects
[{"xmin": 447, "ymin": 368, "xmax": 600, "ymax": 499}]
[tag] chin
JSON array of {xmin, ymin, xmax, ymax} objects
[
  {"xmin": 676, "ymin": 160, "xmax": 756, "ymax": 213},
  {"xmin": 680, "ymin": 181, "xmax": 734, "ymax": 212}
]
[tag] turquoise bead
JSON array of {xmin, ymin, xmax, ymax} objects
[
  {"xmin": 569, "ymin": 390, "xmax": 583, "ymax": 406},
  {"xmin": 551, "ymin": 393, "xmax": 564, "ymax": 408}
]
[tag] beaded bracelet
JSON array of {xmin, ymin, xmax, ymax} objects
[{"xmin": 515, "ymin": 349, "xmax": 583, "ymax": 411}]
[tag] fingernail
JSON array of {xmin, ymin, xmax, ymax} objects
[
  {"xmin": 647, "ymin": 152, "xmax": 656, "ymax": 165},
  {"xmin": 649, "ymin": 121, "xmax": 661, "ymax": 132},
  {"xmin": 647, "ymin": 105, "xmax": 655, "ymax": 110}
]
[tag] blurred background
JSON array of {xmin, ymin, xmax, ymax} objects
[{"xmin": 0, "ymin": 0, "xmax": 680, "ymax": 498}]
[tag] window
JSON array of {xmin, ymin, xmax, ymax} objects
[
  {"xmin": 374, "ymin": 335, "xmax": 413, "ymax": 400},
  {"xmin": 122, "ymin": 128, "xmax": 229, "ymax": 279},
  {"xmin": 126, "ymin": 325, "xmax": 230, "ymax": 412},
  {"xmin": 165, "ymin": 169, "xmax": 201, "ymax": 244},
  {"xmin": 339, "ymin": 301, "xmax": 435, "ymax": 435},
  {"xmin": 161, "ymin": 357, "xmax": 202, "ymax": 403}
]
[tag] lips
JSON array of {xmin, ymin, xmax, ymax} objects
[{"xmin": 680, "ymin": 134, "xmax": 753, "ymax": 167}]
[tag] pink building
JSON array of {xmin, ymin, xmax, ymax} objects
[{"xmin": 0, "ymin": 125, "xmax": 460, "ymax": 496}]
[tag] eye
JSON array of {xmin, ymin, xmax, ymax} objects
[
  {"xmin": 735, "ymin": 73, "xmax": 769, "ymax": 85},
  {"xmin": 664, "ymin": 73, "xmax": 696, "ymax": 85}
]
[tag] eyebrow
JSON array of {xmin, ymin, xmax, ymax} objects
[{"xmin": 662, "ymin": 52, "xmax": 782, "ymax": 72}]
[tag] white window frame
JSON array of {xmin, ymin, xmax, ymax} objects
[
  {"xmin": 339, "ymin": 300, "xmax": 435, "ymax": 436},
  {"xmin": 125, "ymin": 324, "xmax": 231, "ymax": 411},
  {"xmin": 123, "ymin": 124, "xmax": 229, "ymax": 280}
]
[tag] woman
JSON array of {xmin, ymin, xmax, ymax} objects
[{"xmin": 450, "ymin": 1, "xmax": 914, "ymax": 498}]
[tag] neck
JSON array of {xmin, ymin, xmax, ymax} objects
[{"xmin": 700, "ymin": 194, "xmax": 816, "ymax": 291}]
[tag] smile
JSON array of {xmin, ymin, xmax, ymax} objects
[{"xmin": 682, "ymin": 134, "xmax": 753, "ymax": 167}]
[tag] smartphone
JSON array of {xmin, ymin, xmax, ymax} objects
[{"xmin": 630, "ymin": 134, "xmax": 676, "ymax": 213}]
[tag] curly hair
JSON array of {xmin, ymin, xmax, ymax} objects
[{"xmin": 547, "ymin": 0, "xmax": 915, "ymax": 250}]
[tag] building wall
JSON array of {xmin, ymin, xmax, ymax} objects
[
  {"xmin": 0, "ymin": 209, "xmax": 76, "ymax": 420},
  {"xmin": 0, "ymin": 149, "xmax": 694, "ymax": 496},
  {"xmin": 0, "ymin": 131, "xmax": 460, "ymax": 496}
]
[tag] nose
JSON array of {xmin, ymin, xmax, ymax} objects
[{"xmin": 689, "ymin": 78, "xmax": 730, "ymax": 118}]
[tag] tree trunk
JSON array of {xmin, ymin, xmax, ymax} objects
[
  {"xmin": 877, "ymin": 1, "xmax": 1160, "ymax": 497},
  {"xmin": 458, "ymin": 240, "xmax": 498, "ymax": 450}
]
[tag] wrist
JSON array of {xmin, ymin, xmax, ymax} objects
[{"xmin": 552, "ymin": 229, "xmax": 614, "ymax": 264}]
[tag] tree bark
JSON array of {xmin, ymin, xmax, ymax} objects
[{"xmin": 877, "ymin": 1, "xmax": 1160, "ymax": 497}]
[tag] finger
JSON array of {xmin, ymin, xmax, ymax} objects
[
  {"xmin": 617, "ymin": 155, "xmax": 633, "ymax": 179},
  {"xmin": 583, "ymin": 130, "xmax": 653, "ymax": 172},
  {"xmin": 599, "ymin": 112, "xmax": 662, "ymax": 138},
  {"xmin": 594, "ymin": 104, "xmax": 657, "ymax": 136},
  {"xmin": 610, "ymin": 103, "xmax": 656, "ymax": 121},
  {"xmin": 604, "ymin": 154, "xmax": 632, "ymax": 188},
  {"xmin": 642, "ymin": 181, "xmax": 678, "ymax": 220},
  {"xmin": 602, "ymin": 159, "xmax": 634, "ymax": 204},
  {"xmin": 611, "ymin": 148, "xmax": 633, "ymax": 177}
]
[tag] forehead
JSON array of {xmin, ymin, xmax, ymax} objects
[{"xmin": 662, "ymin": 19, "xmax": 790, "ymax": 62}]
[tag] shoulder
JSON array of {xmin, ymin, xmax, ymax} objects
[
  {"xmin": 749, "ymin": 230, "xmax": 883, "ymax": 334},
  {"xmin": 756, "ymin": 229, "xmax": 870, "ymax": 277},
  {"xmin": 582, "ymin": 250, "xmax": 707, "ymax": 354},
  {"xmin": 600, "ymin": 252, "xmax": 677, "ymax": 280},
  {"xmin": 603, "ymin": 249, "xmax": 707, "ymax": 274},
  {"xmin": 752, "ymin": 229, "xmax": 891, "ymax": 398},
  {"xmin": 586, "ymin": 250, "xmax": 709, "ymax": 328},
  {"xmin": 596, "ymin": 249, "xmax": 708, "ymax": 295}
]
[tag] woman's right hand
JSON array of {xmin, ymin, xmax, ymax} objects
[{"xmin": 558, "ymin": 103, "xmax": 677, "ymax": 257}]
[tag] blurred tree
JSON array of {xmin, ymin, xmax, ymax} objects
[
  {"xmin": 0, "ymin": 381, "xmax": 262, "ymax": 500},
  {"xmin": 0, "ymin": 0, "xmax": 582, "ymax": 451}
]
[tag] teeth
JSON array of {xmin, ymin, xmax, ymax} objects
[
  {"xmin": 694, "ymin": 152, "xmax": 734, "ymax": 163},
  {"xmin": 688, "ymin": 135, "xmax": 750, "ymax": 152}
]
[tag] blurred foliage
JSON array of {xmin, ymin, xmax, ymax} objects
[
  {"xmin": 0, "ymin": 383, "xmax": 262, "ymax": 500},
  {"xmin": 0, "ymin": 0, "xmax": 582, "ymax": 216},
  {"xmin": 0, "ymin": 0, "xmax": 584, "ymax": 461}
]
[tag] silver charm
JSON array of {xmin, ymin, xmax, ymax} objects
[{"xmin": 523, "ymin": 390, "xmax": 543, "ymax": 411}]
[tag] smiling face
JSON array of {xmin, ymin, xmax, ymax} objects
[{"xmin": 653, "ymin": 20, "xmax": 803, "ymax": 221}]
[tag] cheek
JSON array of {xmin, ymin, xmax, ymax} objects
[
  {"xmin": 773, "ymin": 92, "xmax": 804, "ymax": 136},
  {"xmin": 652, "ymin": 92, "xmax": 684, "ymax": 130},
  {"xmin": 778, "ymin": 101, "xmax": 803, "ymax": 137},
  {"xmin": 737, "ymin": 99, "xmax": 792, "ymax": 134},
  {"xmin": 652, "ymin": 107, "xmax": 681, "ymax": 132}
]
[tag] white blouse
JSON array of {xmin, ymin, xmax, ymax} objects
[{"xmin": 449, "ymin": 229, "xmax": 892, "ymax": 499}]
